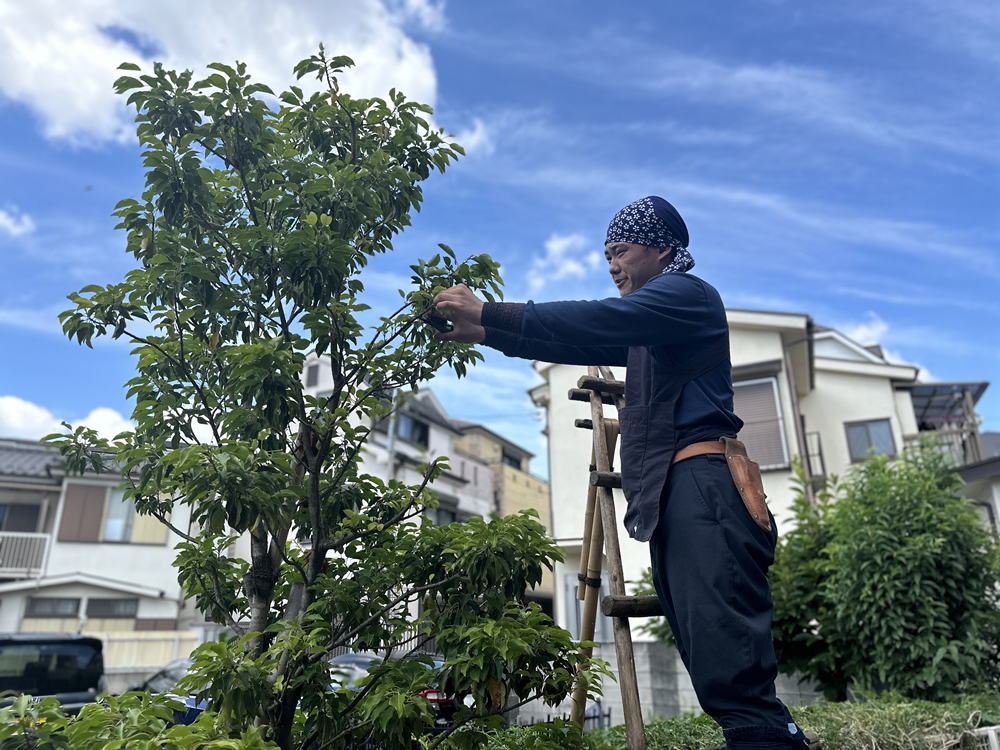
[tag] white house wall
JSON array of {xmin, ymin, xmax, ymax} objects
[
  {"xmin": 799, "ymin": 362, "xmax": 908, "ymax": 478},
  {"xmin": 43, "ymin": 479, "xmax": 190, "ymax": 603}
]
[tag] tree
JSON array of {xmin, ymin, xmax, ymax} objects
[
  {"xmin": 827, "ymin": 445, "xmax": 1000, "ymax": 700},
  {"xmin": 38, "ymin": 48, "xmax": 599, "ymax": 749},
  {"xmin": 768, "ymin": 460, "xmax": 848, "ymax": 700},
  {"xmin": 769, "ymin": 446, "xmax": 1000, "ymax": 701}
]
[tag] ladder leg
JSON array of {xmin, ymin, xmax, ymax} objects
[
  {"xmin": 570, "ymin": 502, "xmax": 603, "ymax": 724},
  {"xmin": 588, "ymin": 367, "xmax": 647, "ymax": 750},
  {"xmin": 576, "ymin": 447, "xmax": 599, "ymax": 601}
]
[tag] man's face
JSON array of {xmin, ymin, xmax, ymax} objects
[{"xmin": 604, "ymin": 242, "xmax": 674, "ymax": 296}]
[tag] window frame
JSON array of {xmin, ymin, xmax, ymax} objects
[
  {"xmin": 25, "ymin": 597, "xmax": 81, "ymax": 618},
  {"xmin": 85, "ymin": 598, "xmax": 139, "ymax": 619},
  {"xmin": 844, "ymin": 418, "xmax": 897, "ymax": 463},
  {"xmin": 732, "ymin": 376, "xmax": 790, "ymax": 471},
  {"xmin": 396, "ymin": 414, "xmax": 430, "ymax": 448}
]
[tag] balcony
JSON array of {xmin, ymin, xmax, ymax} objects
[
  {"xmin": 904, "ymin": 426, "xmax": 984, "ymax": 467},
  {"xmin": 0, "ymin": 532, "xmax": 50, "ymax": 579}
]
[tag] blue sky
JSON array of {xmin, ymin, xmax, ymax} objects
[{"xmin": 1, "ymin": 0, "xmax": 998, "ymax": 473}]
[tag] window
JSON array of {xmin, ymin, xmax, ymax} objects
[
  {"xmin": 25, "ymin": 598, "xmax": 80, "ymax": 618},
  {"xmin": 58, "ymin": 484, "xmax": 107, "ymax": 542},
  {"xmin": 102, "ymin": 489, "xmax": 135, "ymax": 542},
  {"xmin": 86, "ymin": 598, "xmax": 138, "ymax": 619},
  {"xmin": 733, "ymin": 378, "xmax": 789, "ymax": 470},
  {"xmin": 396, "ymin": 414, "xmax": 429, "ymax": 447},
  {"xmin": 845, "ymin": 419, "xmax": 896, "ymax": 462},
  {"xmin": 563, "ymin": 573, "xmax": 612, "ymax": 643},
  {"xmin": 1, "ymin": 504, "xmax": 40, "ymax": 532},
  {"xmin": 58, "ymin": 483, "xmax": 165, "ymax": 544},
  {"xmin": 306, "ymin": 364, "xmax": 320, "ymax": 388},
  {"xmin": 501, "ymin": 448, "xmax": 522, "ymax": 470}
]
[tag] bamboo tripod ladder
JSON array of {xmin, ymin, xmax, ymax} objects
[{"xmin": 569, "ymin": 366, "xmax": 665, "ymax": 750}]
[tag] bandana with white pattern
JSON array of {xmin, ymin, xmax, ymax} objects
[{"xmin": 605, "ymin": 196, "xmax": 695, "ymax": 274}]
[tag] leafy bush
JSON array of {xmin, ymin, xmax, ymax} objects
[{"xmin": 770, "ymin": 446, "xmax": 1000, "ymax": 701}]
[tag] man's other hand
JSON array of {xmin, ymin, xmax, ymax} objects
[{"xmin": 433, "ymin": 284, "xmax": 486, "ymax": 343}]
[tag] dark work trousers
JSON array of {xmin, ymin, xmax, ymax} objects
[{"xmin": 649, "ymin": 454, "xmax": 808, "ymax": 750}]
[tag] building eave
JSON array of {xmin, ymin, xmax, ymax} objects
[
  {"xmin": 0, "ymin": 572, "xmax": 172, "ymax": 600},
  {"xmin": 814, "ymin": 357, "xmax": 919, "ymax": 381}
]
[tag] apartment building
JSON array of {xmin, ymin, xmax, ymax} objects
[
  {"xmin": 0, "ymin": 439, "xmax": 198, "ymax": 691},
  {"xmin": 452, "ymin": 422, "xmax": 554, "ymax": 616},
  {"xmin": 301, "ymin": 354, "xmax": 494, "ymax": 525}
]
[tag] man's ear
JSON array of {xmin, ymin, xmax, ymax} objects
[{"xmin": 656, "ymin": 246, "xmax": 675, "ymax": 264}]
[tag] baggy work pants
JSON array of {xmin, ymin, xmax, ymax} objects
[{"xmin": 649, "ymin": 454, "xmax": 808, "ymax": 750}]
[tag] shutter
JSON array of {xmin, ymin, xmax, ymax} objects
[
  {"xmin": 58, "ymin": 484, "xmax": 107, "ymax": 542},
  {"xmin": 131, "ymin": 513, "xmax": 169, "ymax": 544},
  {"xmin": 733, "ymin": 379, "xmax": 788, "ymax": 469}
]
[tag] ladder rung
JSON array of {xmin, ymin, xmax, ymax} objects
[
  {"xmin": 590, "ymin": 470, "xmax": 621, "ymax": 488},
  {"xmin": 601, "ymin": 594, "xmax": 664, "ymax": 618},
  {"xmin": 568, "ymin": 388, "xmax": 615, "ymax": 405},
  {"xmin": 574, "ymin": 418, "xmax": 593, "ymax": 430},
  {"xmin": 577, "ymin": 376, "xmax": 625, "ymax": 395}
]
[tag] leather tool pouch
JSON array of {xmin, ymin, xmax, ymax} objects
[{"xmin": 721, "ymin": 437, "xmax": 771, "ymax": 532}]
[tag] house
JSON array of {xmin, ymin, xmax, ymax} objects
[
  {"xmin": 452, "ymin": 422, "xmax": 554, "ymax": 616},
  {"xmin": 301, "ymin": 355, "xmax": 493, "ymax": 525},
  {"xmin": 528, "ymin": 308, "xmax": 989, "ymax": 722},
  {"xmin": 0, "ymin": 438, "xmax": 198, "ymax": 692}
]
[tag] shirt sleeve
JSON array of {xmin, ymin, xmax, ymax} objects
[
  {"xmin": 481, "ymin": 303, "xmax": 629, "ymax": 366},
  {"xmin": 486, "ymin": 272, "xmax": 722, "ymax": 354}
]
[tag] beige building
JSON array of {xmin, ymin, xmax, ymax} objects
[
  {"xmin": 452, "ymin": 423, "xmax": 554, "ymax": 616},
  {"xmin": 0, "ymin": 439, "xmax": 200, "ymax": 692}
]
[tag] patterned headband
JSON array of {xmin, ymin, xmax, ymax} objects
[{"xmin": 605, "ymin": 196, "xmax": 695, "ymax": 274}]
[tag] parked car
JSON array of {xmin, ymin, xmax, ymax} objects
[
  {"xmin": 0, "ymin": 634, "xmax": 104, "ymax": 714},
  {"xmin": 137, "ymin": 651, "xmax": 459, "ymax": 730},
  {"xmin": 330, "ymin": 652, "xmax": 461, "ymax": 730}
]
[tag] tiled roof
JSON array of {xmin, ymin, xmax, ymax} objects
[{"xmin": 0, "ymin": 439, "xmax": 63, "ymax": 481}]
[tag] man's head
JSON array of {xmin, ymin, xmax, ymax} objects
[{"xmin": 604, "ymin": 196, "xmax": 693, "ymax": 296}]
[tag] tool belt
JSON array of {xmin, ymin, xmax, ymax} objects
[{"xmin": 672, "ymin": 437, "xmax": 771, "ymax": 532}]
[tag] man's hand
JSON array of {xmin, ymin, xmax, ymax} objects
[{"xmin": 432, "ymin": 284, "xmax": 486, "ymax": 343}]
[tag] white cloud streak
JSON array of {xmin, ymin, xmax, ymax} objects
[
  {"xmin": 0, "ymin": 207, "xmax": 35, "ymax": 237},
  {"xmin": 0, "ymin": 0, "xmax": 441, "ymax": 144},
  {"xmin": 0, "ymin": 395, "xmax": 132, "ymax": 440},
  {"xmin": 528, "ymin": 233, "xmax": 603, "ymax": 292}
]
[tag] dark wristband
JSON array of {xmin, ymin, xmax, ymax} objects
[{"xmin": 481, "ymin": 302, "xmax": 524, "ymax": 334}]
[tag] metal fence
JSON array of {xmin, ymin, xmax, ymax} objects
[
  {"xmin": 0, "ymin": 532, "xmax": 49, "ymax": 578},
  {"xmin": 969, "ymin": 726, "xmax": 1000, "ymax": 750},
  {"xmin": 516, "ymin": 709, "xmax": 612, "ymax": 734}
]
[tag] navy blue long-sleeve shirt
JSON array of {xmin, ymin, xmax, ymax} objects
[{"xmin": 481, "ymin": 272, "xmax": 743, "ymax": 450}]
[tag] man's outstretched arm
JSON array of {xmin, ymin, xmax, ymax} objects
[{"xmin": 432, "ymin": 284, "xmax": 629, "ymax": 366}]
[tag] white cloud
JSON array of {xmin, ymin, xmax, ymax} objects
[
  {"xmin": 0, "ymin": 0, "xmax": 440, "ymax": 144},
  {"xmin": 838, "ymin": 312, "xmax": 937, "ymax": 382},
  {"xmin": 528, "ymin": 233, "xmax": 604, "ymax": 293},
  {"xmin": 0, "ymin": 395, "xmax": 133, "ymax": 440},
  {"xmin": 0, "ymin": 306, "xmax": 64, "ymax": 334},
  {"xmin": 454, "ymin": 118, "xmax": 493, "ymax": 156},
  {"xmin": 0, "ymin": 207, "xmax": 35, "ymax": 237},
  {"xmin": 842, "ymin": 311, "xmax": 889, "ymax": 346}
]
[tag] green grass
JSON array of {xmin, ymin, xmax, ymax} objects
[{"xmin": 471, "ymin": 693, "xmax": 1000, "ymax": 750}]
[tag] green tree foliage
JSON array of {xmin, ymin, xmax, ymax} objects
[
  {"xmin": 769, "ymin": 446, "xmax": 1000, "ymax": 701},
  {"xmin": 769, "ymin": 459, "xmax": 848, "ymax": 700},
  {"xmin": 827, "ymin": 446, "xmax": 1000, "ymax": 699},
  {"xmin": 26, "ymin": 48, "xmax": 600, "ymax": 750}
]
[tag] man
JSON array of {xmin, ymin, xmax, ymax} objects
[{"xmin": 433, "ymin": 196, "xmax": 811, "ymax": 750}]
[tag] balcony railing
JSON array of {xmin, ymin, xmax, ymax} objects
[
  {"xmin": 0, "ymin": 532, "xmax": 50, "ymax": 579},
  {"xmin": 904, "ymin": 426, "xmax": 984, "ymax": 467}
]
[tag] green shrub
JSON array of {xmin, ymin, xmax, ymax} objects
[{"xmin": 770, "ymin": 445, "xmax": 1000, "ymax": 700}]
